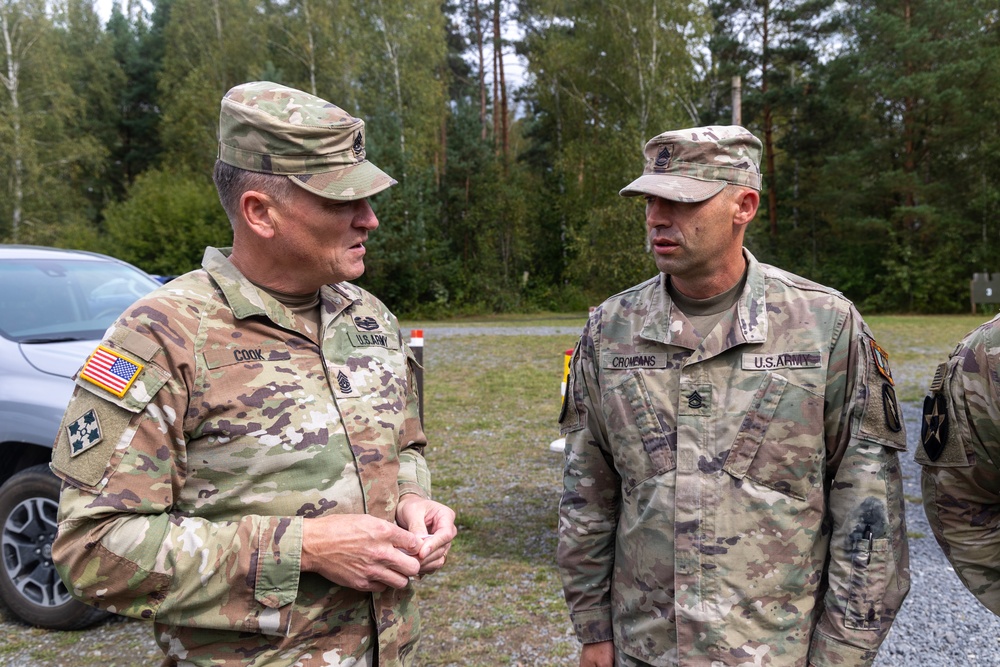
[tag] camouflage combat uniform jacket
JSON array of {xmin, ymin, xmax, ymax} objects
[
  {"xmin": 918, "ymin": 313, "xmax": 1000, "ymax": 615},
  {"xmin": 557, "ymin": 251, "xmax": 909, "ymax": 667},
  {"xmin": 51, "ymin": 247, "xmax": 431, "ymax": 667}
]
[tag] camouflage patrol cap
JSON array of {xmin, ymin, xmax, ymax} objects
[
  {"xmin": 620, "ymin": 126, "xmax": 762, "ymax": 202},
  {"xmin": 218, "ymin": 81, "xmax": 396, "ymax": 201}
]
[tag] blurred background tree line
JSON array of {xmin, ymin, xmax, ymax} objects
[{"xmin": 0, "ymin": 0, "xmax": 998, "ymax": 315}]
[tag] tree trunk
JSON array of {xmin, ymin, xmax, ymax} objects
[
  {"xmin": 0, "ymin": 8, "xmax": 24, "ymax": 243},
  {"xmin": 302, "ymin": 0, "xmax": 316, "ymax": 96},
  {"xmin": 902, "ymin": 0, "xmax": 916, "ymax": 217},
  {"xmin": 212, "ymin": 0, "xmax": 225, "ymax": 88},
  {"xmin": 373, "ymin": 0, "xmax": 406, "ymax": 184},
  {"xmin": 491, "ymin": 0, "xmax": 499, "ymax": 154},
  {"xmin": 494, "ymin": 0, "xmax": 508, "ymax": 169},
  {"xmin": 760, "ymin": 0, "xmax": 779, "ymax": 238},
  {"xmin": 473, "ymin": 0, "xmax": 487, "ymax": 142}
]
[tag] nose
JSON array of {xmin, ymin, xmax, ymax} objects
[
  {"xmin": 354, "ymin": 199, "xmax": 379, "ymax": 230},
  {"xmin": 645, "ymin": 196, "xmax": 672, "ymax": 229}
]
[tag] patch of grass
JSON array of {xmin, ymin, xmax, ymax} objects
[
  {"xmin": 907, "ymin": 531, "xmax": 927, "ymax": 539},
  {"xmin": 411, "ymin": 330, "xmax": 580, "ymax": 665},
  {"xmin": 904, "ymin": 494, "xmax": 923, "ymax": 504}
]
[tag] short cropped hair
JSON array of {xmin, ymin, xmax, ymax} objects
[{"xmin": 213, "ymin": 160, "xmax": 294, "ymax": 225}]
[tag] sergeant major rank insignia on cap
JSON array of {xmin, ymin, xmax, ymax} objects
[{"xmin": 80, "ymin": 345, "xmax": 144, "ymax": 398}]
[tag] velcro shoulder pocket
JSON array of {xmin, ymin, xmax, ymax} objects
[
  {"xmin": 857, "ymin": 333, "xmax": 906, "ymax": 451},
  {"xmin": 915, "ymin": 361, "xmax": 975, "ymax": 467},
  {"xmin": 75, "ymin": 328, "xmax": 169, "ymax": 412},
  {"xmin": 51, "ymin": 389, "xmax": 140, "ymax": 490}
]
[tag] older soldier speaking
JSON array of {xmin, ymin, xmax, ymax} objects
[
  {"xmin": 51, "ymin": 82, "xmax": 456, "ymax": 666},
  {"xmin": 557, "ymin": 126, "xmax": 909, "ymax": 667},
  {"xmin": 918, "ymin": 314, "xmax": 1000, "ymax": 616}
]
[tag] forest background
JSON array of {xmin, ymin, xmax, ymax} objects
[{"xmin": 1, "ymin": 0, "xmax": 998, "ymax": 317}]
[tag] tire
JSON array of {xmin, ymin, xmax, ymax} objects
[{"xmin": 0, "ymin": 464, "xmax": 108, "ymax": 630}]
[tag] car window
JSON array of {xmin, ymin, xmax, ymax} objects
[{"xmin": 0, "ymin": 258, "xmax": 161, "ymax": 342}]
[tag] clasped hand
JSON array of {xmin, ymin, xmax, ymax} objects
[{"xmin": 301, "ymin": 495, "xmax": 456, "ymax": 592}]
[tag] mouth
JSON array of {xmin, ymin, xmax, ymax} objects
[{"xmin": 650, "ymin": 236, "xmax": 680, "ymax": 255}]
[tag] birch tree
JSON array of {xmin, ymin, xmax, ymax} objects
[{"xmin": 0, "ymin": 0, "xmax": 41, "ymax": 242}]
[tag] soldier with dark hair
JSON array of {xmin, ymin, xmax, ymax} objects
[
  {"xmin": 557, "ymin": 126, "xmax": 909, "ymax": 667},
  {"xmin": 918, "ymin": 314, "xmax": 1000, "ymax": 616},
  {"xmin": 51, "ymin": 82, "xmax": 456, "ymax": 667}
]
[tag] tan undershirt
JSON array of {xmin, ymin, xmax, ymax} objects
[
  {"xmin": 252, "ymin": 283, "xmax": 322, "ymax": 333},
  {"xmin": 668, "ymin": 269, "xmax": 748, "ymax": 337}
]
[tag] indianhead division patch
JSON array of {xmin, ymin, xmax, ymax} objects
[
  {"xmin": 869, "ymin": 340, "xmax": 894, "ymax": 385},
  {"xmin": 80, "ymin": 345, "xmax": 144, "ymax": 398},
  {"xmin": 921, "ymin": 393, "xmax": 949, "ymax": 461},
  {"xmin": 67, "ymin": 409, "xmax": 102, "ymax": 457}
]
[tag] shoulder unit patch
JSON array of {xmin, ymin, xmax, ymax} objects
[
  {"xmin": 920, "ymin": 393, "xmax": 949, "ymax": 461},
  {"xmin": 66, "ymin": 409, "xmax": 102, "ymax": 457},
  {"xmin": 869, "ymin": 340, "xmax": 894, "ymax": 385}
]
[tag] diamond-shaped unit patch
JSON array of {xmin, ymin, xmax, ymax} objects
[{"xmin": 67, "ymin": 409, "xmax": 103, "ymax": 457}]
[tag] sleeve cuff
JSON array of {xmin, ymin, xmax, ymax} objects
[
  {"xmin": 808, "ymin": 630, "xmax": 878, "ymax": 667},
  {"xmin": 252, "ymin": 516, "xmax": 302, "ymax": 635},
  {"xmin": 570, "ymin": 607, "xmax": 614, "ymax": 644},
  {"xmin": 398, "ymin": 450, "xmax": 432, "ymax": 498}
]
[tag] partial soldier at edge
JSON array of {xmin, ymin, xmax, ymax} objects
[{"xmin": 918, "ymin": 313, "xmax": 1000, "ymax": 616}]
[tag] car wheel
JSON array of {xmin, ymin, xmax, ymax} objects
[{"xmin": 0, "ymin": 464, "xmax": 108, "ymax": 629}]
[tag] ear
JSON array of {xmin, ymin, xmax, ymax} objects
[
  {"xmin": 732, "ymin": 188, "xmax": 760, "ymax": 228},
  {"xmin": 239, "ymin": 190, "xmax": 279, "ymax": 239}
]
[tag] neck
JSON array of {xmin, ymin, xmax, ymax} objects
[
  {"xmin": 229, "ymin": 245, "xmax": 320, "ymax": 296},
  {"xmin": 671, "ymin": 253, "xmax": 747, "ymax": 300}
]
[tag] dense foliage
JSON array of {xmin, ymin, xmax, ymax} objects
[{"xmin": 0, "ymin": 0, "xmax": 997, "ymax": 314}]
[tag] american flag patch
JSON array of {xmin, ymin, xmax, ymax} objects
[{"xmin": 80, "ymin": 345, "xmax": 144, "ymax": 398}]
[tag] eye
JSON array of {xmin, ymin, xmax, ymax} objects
[{"xmin": 323, "ymin": 200, "xmax": 352, "ymax": 212}]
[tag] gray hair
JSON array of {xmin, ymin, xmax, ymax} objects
[{"xmin": 213, "ymin": 160, "xmax": 294, "ymax": 225}]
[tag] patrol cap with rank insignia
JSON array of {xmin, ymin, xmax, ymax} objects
[
  {"xmin": 619, "ymin": 126, "xmax": 762, "ymax": 203},
  {"xmin": 219, "ymin": 81, "xmax": 397, "ymax": 202}
]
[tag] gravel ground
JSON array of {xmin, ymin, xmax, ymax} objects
[
  {"xmin": 873, "ymin": 402, "xmax": 1000, "ymax": 667},
  {"xmin": 1, "ymin": 323, "xmax": 998, "ymax": 665}
]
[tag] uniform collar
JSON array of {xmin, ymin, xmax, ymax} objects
[
  {"xmin": 639, "ymin": 248, "xmax": 768, "ymax": 355},
  {"xmin": 202, "ymin": 247, "xmax": 357, "ymax": 328}
]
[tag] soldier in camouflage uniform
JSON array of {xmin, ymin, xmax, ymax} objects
[
  {"xmin": 918, "ymin": 314, "xmax": 1000, "ymax": 616},
  {"xmin": 50, "ymin": 81, "xmax": 456, "ymax": 667},
  {"xmin": 557, "ymin": 126, "xmax": 909, "ymax": 667}
]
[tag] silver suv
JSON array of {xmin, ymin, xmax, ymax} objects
[{"xmin": 0, "ymin": 245, "xmax": 161, "ymax": 629}]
